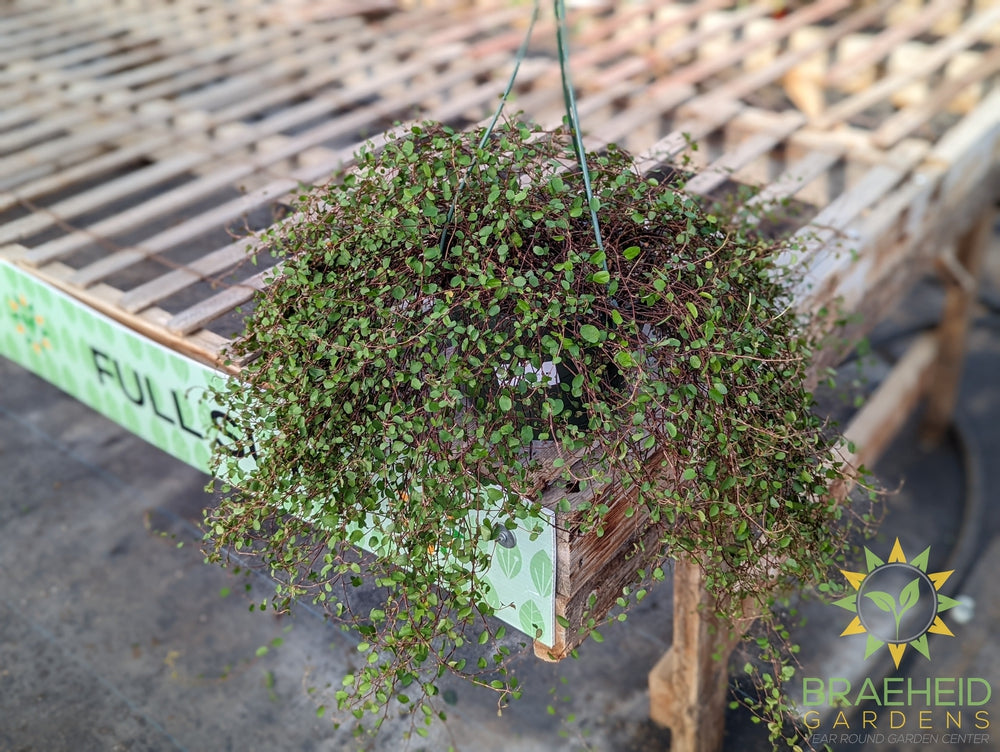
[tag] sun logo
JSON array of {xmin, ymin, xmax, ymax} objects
[
  {"xmin": 833, "ymin": 538, "xmax": 960, "ymax": 669},
  {"xmin": 7, "ymin": 294, "xmax": 51, "ymax": 353}
]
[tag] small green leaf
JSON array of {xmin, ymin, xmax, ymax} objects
[
  {"xmin": 614, "ymin": 350, "xmax": 635, "ymax": 368},
  {"xmin": 579, "ymin": 324, "xmax": 601, "ymax": 343}
]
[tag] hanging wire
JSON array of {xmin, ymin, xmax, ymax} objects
[
  {"xmin": 554, "ymin": 0, "xmax": 608, "ymax": 274},
  {"xmin": 441, "ymin": 0, "xmax": 606, "ymax": 276}
]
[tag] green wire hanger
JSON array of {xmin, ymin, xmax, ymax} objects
[{"xmin": 440, "ymin": 0, "xmax": 608, "ymax": 278}]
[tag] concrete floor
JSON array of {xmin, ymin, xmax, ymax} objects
[{"xmin": 2, "ymin": 230, "xmax": 999, "ymax": 751}]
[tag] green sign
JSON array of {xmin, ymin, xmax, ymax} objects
[
  {"xmin": 0, "ymin": 261, "xmax": 225, "ymax": 471},
  {"xmin": 0, "ymin": 260, "xmax": 557, "ymax": 646}
]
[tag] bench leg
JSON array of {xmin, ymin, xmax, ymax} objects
[
  {"xmin": 922, "ymin": 207, "xmax": 995, "ymax": 442},
  {"xmin": 649, "ymin": 555, "xmax": 742, "ymax": 752}
]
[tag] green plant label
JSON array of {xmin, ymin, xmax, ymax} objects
[
  {"xmin": 0, "ymin": 261, "xmax": 226, "ymax": 472},
  {"xmin": 0, "ymin": 260, "xmax": 557, "ymax": 646}
]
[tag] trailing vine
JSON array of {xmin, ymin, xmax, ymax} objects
[{"xmin": 205, "ymin": 121, "xmax": 870, "ymax": 746}]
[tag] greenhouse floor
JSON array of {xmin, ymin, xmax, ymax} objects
[{"xmin": 2, "ymin": 224, "xmax": 999, "ymax": 752}]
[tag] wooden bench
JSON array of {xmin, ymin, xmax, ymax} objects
[{"xmin": 2, "ymin": 1, "xmax": 998, "ymax": 749}]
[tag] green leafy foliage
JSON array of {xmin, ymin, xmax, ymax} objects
[{"xmin": 204, "ymin": 121, "xmax": 864, "ymax": 743}]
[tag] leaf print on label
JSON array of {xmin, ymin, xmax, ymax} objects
[
  {"xmin": 482, "ymin": 577, "xmax": 502, "ymax": 611},
  {"xmin": 148, "ymin": 344, "xmax": 167, "ymax": 371},
  {"xmin": 518, "ymin": 599, "xmax": 544, "ymax": 638},
  {"xmin": 529, "ymin": 550, "xmax": 553, "ymax": 595},
  {"xmin": 495, "ymin": 543, "xmax": 522, "ymax": 580},
  {"xmin": 58, "ymin": 298, "xmax": 78, "ymax": 324},
  {"xmin": 126, "ymin": 334, "xmax": 144, "ymax": 359},
  {"xmin": 170, "ymin": 352, "xmax": 191, "ymax": 381},
  {"xmin": 190, "ymin": 440, "xmax": 212, "ymax": 473}
]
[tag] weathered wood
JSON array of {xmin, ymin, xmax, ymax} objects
[
  {"xmin": 822, "ymin": 0, "xmax": 958, "ymax": 89},
  {"xmin": 873, "ymin": 45, "xmax": 1000, "ymax": 149},
  {"xmin": 922, "ymin": 208, "xmax": 996, "ymax": 442},
  {"xmin": 684, "ymin": 110, "xmax": 806, "ymax": 196},
  {"xmin": 648, "ymin": 556, "xmax": 746, "ymax": 752},
  {"xmin": 837, "ymin": 333, "xmax": 941, "ymax": 482},
  {"xmin": 536, "ymin": 514, "xmax": 664, "ymax": 661},
  {"xmin": 813, "ymin": 5, "xmax": 1000, "ymax": 129}
]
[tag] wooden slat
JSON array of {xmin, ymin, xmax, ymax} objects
[
  {"xmin": 118, "ymin": 239, "xmax": 265, "ymax": 315},
  {"xmin": 813, "ymin": 5, "xmax": 1000, "ymax": 129},
  {"xmin": 932, "ymin": 88, "xmax": 1000, "ymax": 200},
  {"xmin": 633, "ymin": 98, "xmax": 745, "ymax": 174},
  {"xmin": 166, "ymin": 265, "xmax": 279, "ymax": 337},
  {"xmin": 683, "ymin": 110, "xmax": 805, "ymax": 195},
  {"xmin": 836, "ymin": 333, "xmax": 941, "ymax": 476},
  {"xmin": 741, "ymin": 148, "xmax": 845, "ymax": 217},
  {"xmin": 874, "ymin": 45, "xmax": 1000, "ymax": 149},
  {"xmin": 922, "ymin": 208, "xmax": 996, "ymax": 440},
  {"xmin": 708, "ymin": 0, "xmax": 895, "ymax": 105},
  {"xmin": 583, "ymin": 83, "xmax": 698, "ymax": 151},
  {"xmin": 19, "ymin": 42, "xmax": 502, "ymax": 267},
  {"xmin": 777, "ymin": 139, "xmax": 930, "ymax": 287},
  {"xmin": 816, "ymin": 167, "xmax": 944, "ymax": 322},
  {"xmin": 823, "ymin": 0, "xmax": 961, "ymax": 89}
]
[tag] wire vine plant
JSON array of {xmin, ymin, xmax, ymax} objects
[{"xmin": 204, "ymin": 2, "xmax": 871, "ymax": 747}]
